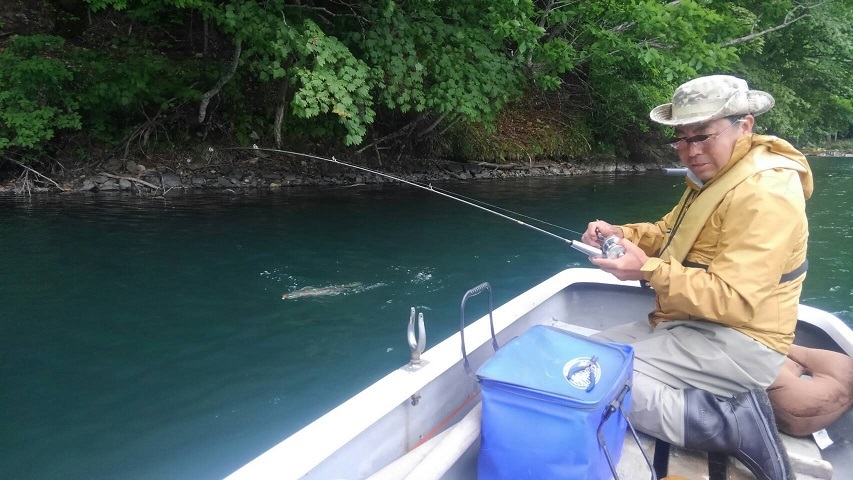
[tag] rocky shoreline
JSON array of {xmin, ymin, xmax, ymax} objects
[{"xmin": 1, "ymin": 153, "xmax": 680, "ymax": 195}]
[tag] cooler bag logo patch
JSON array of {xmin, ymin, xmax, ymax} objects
[{"xmin": 563, "ymin": 356, "xmax": 602, "ymax": 391}]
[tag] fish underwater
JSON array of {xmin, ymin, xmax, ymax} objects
[{"xmin": 282, "ymin": 282, "xmax": 365, "ymax": 300}]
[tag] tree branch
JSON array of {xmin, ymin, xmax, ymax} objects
[
  {"xmin": 274, "ymin": 78, "xmax": 291, "ymax": 147},
  {"xmin": 416, "ymin": 113, "xmax": 447, "ymax": 139},
  {"xmin": 356, "ymin": 114, "xmax": 424, "ymax": 153},
  {"xmin": 198, "ymin": 39, "xmax": 242, "ymax": 123},
  {"xmin": 721, "ymin": 1, "xmax": 832, "ymax": 47},
  {"xmin": 721, "ymin": 14, "xmax": 810, "ymax": 46},
  {"xmin": 8, "ymin": 159, "xmax": 66, "ymax": 191}
]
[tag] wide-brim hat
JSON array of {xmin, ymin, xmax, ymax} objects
[{"xmin": 650, "ymin": 75, "xmax": 775, "ymax": 126}]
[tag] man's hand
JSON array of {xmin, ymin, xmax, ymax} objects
[
  {"xmin": 589, "ymin": 239, "xmax": 649, "ymax": 281},
  {"xmin": 582, "ymin": 220, "xmax": 623, "ymax": 247}
]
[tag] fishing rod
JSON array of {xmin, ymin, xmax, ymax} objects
[{"xmin": 209, "ymin": 145, "xmax": 624, "ymax": 259}]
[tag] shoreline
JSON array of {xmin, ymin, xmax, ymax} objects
[
  {"xmin": 4, "ymin": 148, "xmax": 849, "ymax": 196},
  {"xmin": 0, "ymin": 154, "xmax": 680, "ymax": 195}
]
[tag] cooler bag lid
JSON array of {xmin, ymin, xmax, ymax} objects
[{"xmin": 476, "ymin": 325, "xmax": 632, "ymax": 407}]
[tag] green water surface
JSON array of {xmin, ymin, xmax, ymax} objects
[{"xmin": 1, "ymin": 158, "xmax": 850, "ymax": 479}]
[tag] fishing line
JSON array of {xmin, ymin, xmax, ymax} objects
[
  {"xmin": 210, "ymin": 145, "xmax": 606, "ymax": 257},
  {"xmin": 423, "ymin": 184, "xmax": 586, "ymax": 237}
]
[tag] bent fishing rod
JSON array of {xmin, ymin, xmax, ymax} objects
[{"xmin": 209, "ymin": 145, "xmax": 624, "ymax": 259}]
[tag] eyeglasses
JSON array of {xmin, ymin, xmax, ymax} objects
[{"xmin": 665, "ymin": 117, "xmax": 744, "ymax": 150}]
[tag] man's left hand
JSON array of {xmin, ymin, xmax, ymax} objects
[{"xmin": 589, "ymin": 239, "xmax": 649, "ymax": 281}]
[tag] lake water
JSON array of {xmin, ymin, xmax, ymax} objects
[{"xmin": 1, "ymin": 158, "xmax": 850, "ymax": 479}]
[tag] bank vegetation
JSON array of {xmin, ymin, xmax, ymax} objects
[{"xmin": 1, "ymin": 0, "xmax": 851, "ymax": 187}]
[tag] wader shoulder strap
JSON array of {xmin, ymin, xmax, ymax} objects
[{"xmin": 661, "ymin": 150, "xmax": 805, "ymax": 264}]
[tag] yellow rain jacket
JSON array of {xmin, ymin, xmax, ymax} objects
[{"xmin": 621, "ymin": 134, "xmax": 813, "ymax": 354}]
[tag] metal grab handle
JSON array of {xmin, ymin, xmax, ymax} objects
[
  {"xmin": 596, "ymin": 383, "xmax": 658, "ymax": 480},
  {"xmin": 459, "ymin": 282, "xmax": 497, "ymax": 376}
]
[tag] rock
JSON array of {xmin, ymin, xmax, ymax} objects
[
  {"xmin": 99, "ymin": 179, "xmax": 119, "ymax": 191},
  {"xmin": 125, "ymin": 160, "xmax": 145, "ymax": 174},
  {"xmin": 161, "ymin": 172, "xmax": 182, "ymax": 189},
  {"xmin": 103, "ymin": 158, "xmax": 123, "ymax": 173},
  {"xmin": 119, "ymin": 179, "xmax": 132, "ymax": 190},
  {"xmin": 81, "ymin": 179, "xmax": 96, "ymax": 191},
  {"xmin": 191, "ymin": 175, "xmax": 206, "ymax": 186},
  {"xmin": 140, "ymin": 172, "xmax": 161, "ymax": 186}
]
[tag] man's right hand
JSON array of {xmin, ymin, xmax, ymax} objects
[{"xmin": 581, "ymin": 220, "xmax": 623, "ymax": 247}]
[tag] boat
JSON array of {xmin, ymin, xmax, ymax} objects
[
  {"xmin": 226, "ymin": 268, "xmax": 853, "ymax": 480},
  {"xmin": 661, "ymin": 167, "xmax": 689, "ymax": 176}
]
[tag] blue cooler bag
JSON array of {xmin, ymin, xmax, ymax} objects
[{"xmin": 476, "ymin": 324, "xmax": 636, "ymax": 480}]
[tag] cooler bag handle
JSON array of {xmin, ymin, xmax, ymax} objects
[
  {"xmin": 597, "ymin": 383, "xmax": 658, "ymax": 480},
  {"xmin": 459, "ymin": 282, "xmax": 498, "ymax": 376}
]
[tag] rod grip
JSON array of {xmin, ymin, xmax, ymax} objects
[{"xmin": 570, "ymin": 241, "xmax": 604, "ymax": 257}]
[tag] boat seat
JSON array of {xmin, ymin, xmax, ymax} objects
[{"xmin": 767, "ymin": 344, "xmax": 853, "ymax": 437}]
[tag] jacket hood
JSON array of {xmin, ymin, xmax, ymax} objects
[{"xmin": 686, "ymin": 134, "xmax": 813, "ymax": 199}]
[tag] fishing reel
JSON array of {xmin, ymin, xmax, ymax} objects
[
  {"xmin": 598, "ymin": 235, "xmax": 626, "ymax": 259},
  {"xmin": 569, "ymin": 235, "xmax": 626, "ymax": 259}
]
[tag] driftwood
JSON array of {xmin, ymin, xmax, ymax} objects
[
  {"xmin": 474, "ymin": 161, "xmax": 554, "ymax": 170},
  {"xmin": 99, "ymin": 172, "xmax": 160, "ymax": 190},
  {"xmin": 9, "ymin": 159, "xmax": 66, "ymax": 191}
]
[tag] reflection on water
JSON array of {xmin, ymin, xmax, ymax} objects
[{"xmin": 0, "ymin": 158, "xmax": 850, "ymax": 479}]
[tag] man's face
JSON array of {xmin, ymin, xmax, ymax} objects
[{"xmin": 674, "ymin": 116, "xmax": 752, "ymax": 181}]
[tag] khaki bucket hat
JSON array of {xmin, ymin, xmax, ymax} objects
[{"xmin": 650, "ymin": 75, "xmax": 775, "ymax": 126}]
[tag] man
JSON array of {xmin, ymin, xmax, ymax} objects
[{"xmin": 583, "ymin": 75, "xmax": 812, "ymax": 480}]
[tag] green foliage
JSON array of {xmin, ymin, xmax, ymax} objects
[
  {"xmin": 1, "ymin": 0, "xmax": 850, "ymax": 163},
  {"xmin": 355, "ymin": 1, "xmax": 524, "ymax": 123},
  {"xmin": 0, "ymin": 35, "xmax": 81, "ymax": 156},
  {"xmin": 69, "ymin": 45, "xmax": 208, "ymax": 140},
  {"xmin": 736, "ymin": 0, "xmax": 853, "ymax": 144},
  {"xmin": 198, "ymin": 0, "xmax": 376, "ymax": 145}
]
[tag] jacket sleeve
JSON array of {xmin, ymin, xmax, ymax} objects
[
  {"xmin": 620, "ymin": 204, "xmax": 680, "ymax": 257},
  {"xmin": 644, "ymin": 170, "xmax": 805, "ymax": 328}
]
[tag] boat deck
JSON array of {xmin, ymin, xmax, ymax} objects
[
  {"xmin": 616, "ymin": 429, "xmax": 832, "ymax": 479},
  {"xmin": 229, "ymin": 270, "xmax": 851, "ymax": 480}
]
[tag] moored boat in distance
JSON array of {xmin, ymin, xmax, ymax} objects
[
  {"xmin": 228, "ymin": 268, "xmax": 853, "ymax": 480},
  {"xmin": 662, "ymin": 167, "xmax": 689, "ymax": 176}
]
